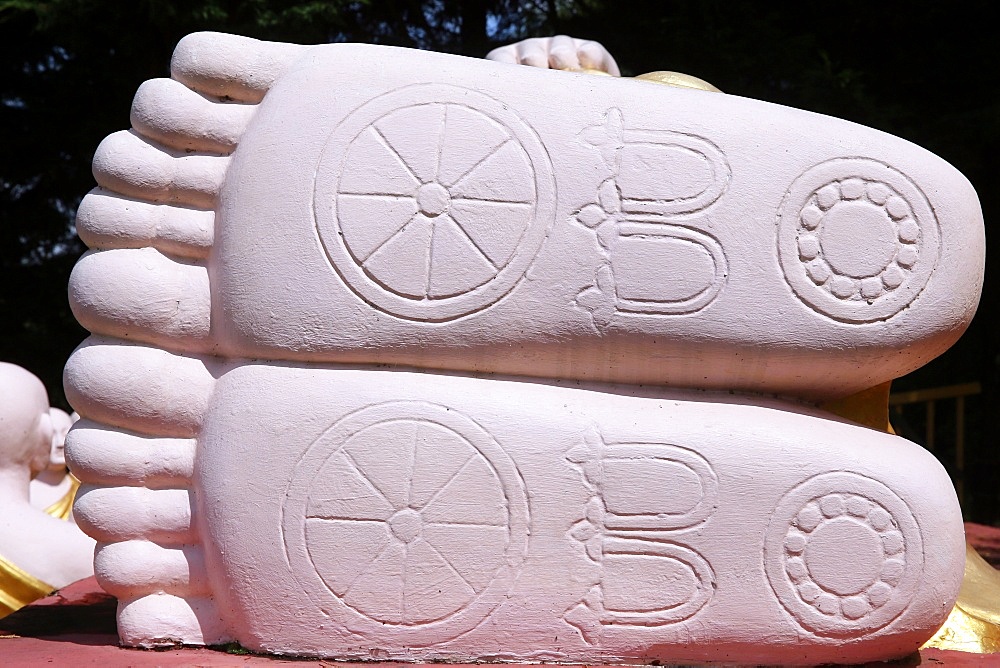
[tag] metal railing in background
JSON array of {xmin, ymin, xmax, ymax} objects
[{"xmin": 889, "ymin": 381, "xmax": 981, "ymax": 506}]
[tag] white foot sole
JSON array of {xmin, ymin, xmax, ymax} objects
[
  {"xmin": 65, "ymin": 358, "xmax": 964, "ymax": 664},
  {"xmin": 71, "ymin": 35, "xmax": 984, "ymax": 400}
]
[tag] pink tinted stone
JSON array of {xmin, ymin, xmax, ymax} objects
[{"xmin": 62, "ymin": 30, "xmax": 980, "ymax": 666}]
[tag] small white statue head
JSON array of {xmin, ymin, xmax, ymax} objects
[
  {"xmin": 46, "ymin": 408, "xmax": 76, "ymax": 471},
  {"xmin": 0, "ymin": 362, "xmax": 54, "ymax": 475}
]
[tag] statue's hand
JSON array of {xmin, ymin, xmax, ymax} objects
[{"xmin": 486, "ymin": 36, "xmax": 620, "ymax": 76}]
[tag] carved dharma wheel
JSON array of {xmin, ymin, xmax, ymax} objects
[
  {"xmin": 282, "ymin": 401, "xmax": 529, "ymax": 643},
  {"xmin": 314, "ymin": 84, "xmax": 555, "ymax": 322}
]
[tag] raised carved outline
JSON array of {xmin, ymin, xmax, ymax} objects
[
  {"xmin": 576, "ymin": 220, "xmax": 728, "ymax": 321},
  {"xmin": 572, "ymin": 109, "xmax": 731, "ymax": 328},
  {"xmin": 281, "ymin": 401, "xmax": 529, "ymax": 646},
  {"xmin": 578, "ymin": 109, "xmax": 732, "ymax": 217},
  {"xmin": 562, "ymin": 537, "xmax": 716, "ymax": 645},
  {"xmin": 562, "ymin": 430, "xmax": 717, "ymax": 643},
  {"xmin": 776, "ymin": 158, "xmax": 941, "ymax": 323},
  {"xmin": 313, "ymin": 84, "xmax": 556, "ymax": 323},
  {"xmin": 763, "ymin": 471, "xmax": 924, "ymax": 637},
  {"xmin": 617, "ymin": 128, "xmax": 731, "ymax": 217},
  {"xmin": 600, "ymin": 537, "xmax": 716, "ymax": 625},
  {"xmin": 567, "ymin": 429, "xmax": 719, "ymax": 532}
]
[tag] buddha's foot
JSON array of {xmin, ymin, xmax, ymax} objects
[
  {"xmin": 64, "ymin": 32, "xmax": 973, "ymax": 663},
  {"xmin": 66, "ymin": 362, "xmax": 963, "ymax": 664},
  {"xmin": 71, "ymin": 32, "xmax": 983, "ymax": 402}
]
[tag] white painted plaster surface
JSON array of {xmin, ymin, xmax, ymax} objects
[
  {"xmin": 69, "ymin": 35, "xmax": 985, "ymax": 399},
  {"xmin": 193, "ymin": 366, "xmax": 963, "ymax": 665},
  {"xmin": 63, "ymin": 31, "xmax": 982, "ymax": 663}
]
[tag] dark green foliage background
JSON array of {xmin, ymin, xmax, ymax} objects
[{"xmin": 2, "ymin": 2, "xmax": 997, "ymax": 517}]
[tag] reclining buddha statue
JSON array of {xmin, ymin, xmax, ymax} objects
[{"xmin": 63, "ymin": 31, "xmax": 984, "ymax": 664}]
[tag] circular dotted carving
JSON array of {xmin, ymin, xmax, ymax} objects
[
  {"xmin": 764, "ymin": 472, "xmax": 923, "ymax": 637},
  {"xmin": 282, "ymin": 402, "xmax": 528, "ymax": 643},
  {"xmin": 777, "ymin": 159, "xmax": 940, "ymax": 323},
  {"xmin": 314, "ymin": 84, "xmax": 555, "ymax": 322}
]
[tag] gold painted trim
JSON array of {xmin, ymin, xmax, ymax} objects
[
  {"xmin": 635, "ymin": 71, "xmax": 721, "ymax": 93},
  {"xmin": 923, "ymin": 544, "xmax": 1000, "ymax": 653},
  {"xmin": 42, "ymin": 474, "xmax": 81, "ymax": 521},
  {"xmin": 0, "ymin": 555, "xmax": 54, "ymax": 618}
]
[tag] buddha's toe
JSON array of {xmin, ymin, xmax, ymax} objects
[
  {"xmin": 74, "ymin": 485, "xmax": 194, "ymax": 544},
  {"xmin": 69, "ymin": 248, "xmax": 211, "ymax": 352},
  {"xmin": 131, "ymin": 77, "xmax": 254, "ymax": 153},
  {"xmin": 76, "ymin": 188, "xmax": 213, "ymax": 258},
  {"xmin": 170, "ymin": 31, "xmax": 308, "ymax": 103},
  {"xmin": 66, "ymin": 420, "xmax": 195, "ymax": 488},
  {"xmin": 95, "ymin": 540, "xmax": 210, "ymax": 599},
  {"xmin": 92, "ymin": 130, "xmax": 227, "ymax": 208},
  {"xmin": 117, "ymin": 593, "xmax": 228, "ymax": 647},
  {"xmin": 63, "ymin": 337, "xmax": 215, "ymax": 438}
]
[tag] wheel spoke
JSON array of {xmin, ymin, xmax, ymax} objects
[
  {"xmin": 340, "ymin": 127, "xmax": 420, "ymax": 196},
  {"xmin": 436, "ymin": 104, "xmax": 511, "ymax": 186},
  {"xmin": 406, "ymin": 422, "xmax": 420, "ymax": 507},
  {"xmin": 306, "ymin": 517, "xmax": 392, "ymax": 597},
  {"xmin": 341, "ymin": 539, "xmax": 397, "ymax": 598},
  {"xmin": 448, "ymin": 140, "xmax": 533, "ymax": 204},
  {"xmin": 424, "ymin": 521, "xmax": 505, "ymax": 528},
  {"xmin": 450, "ymin": 197, "xmax": 532, "ymax": 206},
  {"xmin": 448, "ymin": 200, "xmax": 532, "ymax": 268},
  {"xmin": 337, "ymin": 193, "xmax": 414, "ymax": 201},
  {"xmin": 434, "ymin": 104, "xmax": 449, "ymax": 181},
  {"xmin": 307, "ymin": 516, "xmax": 386, "ymax": 524},
  {"xmin": 421, "ymin": 523, "xmax": 508, "ymax": 593},
  {"xmin": 375, "ymin": 104, "xmax": 445, "ymax": 183},
  {"xmin": 361, "ymin": 215, "xmax": 433, "ymax": 299},
  {"xmin": 401, "ymin": 539, "xmax": 476, "ymax": 624},
  {"xmin": 401, "ymin": 542, "xmax": 409, "ymax": 621},
  {"xmin": 409, "ymin": 425, "xmax": 480, "ymax": 508},
  {"xmin": 307, "ymin": 449, "xmax": 396, "ymax": 521},
  {"xmin": 440, "ymin": 214, "xmax": 499, "ymax": 270},
  {"xmin": 423, "ymin": 539, "xmax": 477, "ymax": 594},
  {"xmin": 424, "ymin": 216, "xmax": 435, "ymax": 298},
  {"xmin": 342, "ymin": 421, "xmax": 424, "ymax": 509},
  {"xmin": 427, "ymin": 215, "xmax": 498, "ymax": 299},
  {"xmin": 361, "ymin": 212, "xmax": 420, "ymax": 263},
  {"xmin": 372, "ymin": 125, "xmax": 421, "ymax": 185},
  {"xmin": 445, "ymin": 138, "xmax": 511, "ymax": 191},
  {"xmin": 339, "ymin": 201, "xmax": 419, "ymax": 263},
  {"xmin": 340, "ymin": 450, "xmax": 394, "ymax": 508},
  {"xmin": 416, "ymin": 453, "xmax": 475, "ymax": 511},
  {"xmin": 421, "ymin": 456, "xmax": 508, "ymax": 526}
]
